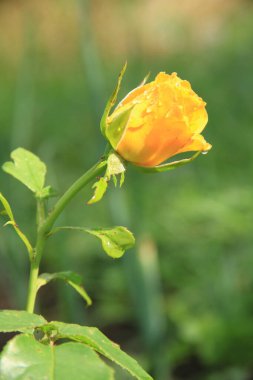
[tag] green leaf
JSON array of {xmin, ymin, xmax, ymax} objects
[
  {"xmin": 0, "ymin": 310, "xmax": 47, "ymax": 333},
  {"xmin": 0, "ymin": 334, "xmax": 114, "ymax": 380},
  {"xmin": 140, "ymin": 151, "xmax": 201, "ymax": 173},
  {"xmin": 100, "ymin": 62, "xmax": 127, "ymax": 137},
  {"xmin": 0, "ymin": 193, "xmax": 33, "ymax": 259},
  {"xmin": 55, "ymin": 342, "xmax": 114, "ymax": 380},
  {"xmin": 86, "ymin": 226, "xmax": 135, "ymax": 258},
  {"xmin": 49, "ymin": 225, "xmax": 135, "ymax": 259},
  {"xmin": 87, "ymin": 177, "xmax": 108, "ymax": 205},
  {"xmin": 2, "ymin": 148, "xmax": 47, "ymax": 197},
  {"xmin": 0, "ymin": 335, "xmax": 50, "ymax": 380},
  {"xmin": 48, "ymin": 322, "xmax": 153, "ymax": 380},
  {"xmin": 37, "ymin": 271, "xmax": 92, "ymax": 306}
]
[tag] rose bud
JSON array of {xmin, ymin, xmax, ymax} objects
[{"xmin": 106, "ymin": 72, "xmax": 211, "ymax": 167}]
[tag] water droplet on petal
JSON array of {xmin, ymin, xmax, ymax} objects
[{"xmin": 202, "ymin": 150, "xmax": 209, "ymax": 155}]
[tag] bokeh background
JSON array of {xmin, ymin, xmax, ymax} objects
[{"xmin": 1, "ymin": 0, "xmax": 253, "ymax": 379}]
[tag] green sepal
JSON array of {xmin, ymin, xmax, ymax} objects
[
  {"xmin": 138, "ymin": 72, "xmax": 150, "ymax": 87},
  {"xmin": 37, "ymin": 271, "xmax": 92, "ymax": 306},
  {"xmin": 0, "ymin": 192, "xmax": 33, "ymax": 260},
  {"xmin": 105, "ymin": 72, "xmax": 151, "ymax": 149},
  {"xmin": 100, "ymin": 62, "xmax": 127, "ymax": 137},
  {"xmin": 139, "ymin": 151, "xmax": 201, "ymax": 173},
  {"xmin": 105, "ymin": 104, "xmax": 134, "ymax": 150}
]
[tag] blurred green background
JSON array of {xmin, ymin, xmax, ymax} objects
[{"xmin": 1, "ymin": 0, "xmax": 253, "ymax": 379}]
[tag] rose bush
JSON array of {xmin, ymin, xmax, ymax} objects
[{"xmin": 106, "ymin": 72, "xmax": 211, "ymax": 167}]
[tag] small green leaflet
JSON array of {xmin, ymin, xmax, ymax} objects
[
  {"xmin": 0, "ymin": 310, "xmax": 47, "ymax": 333},
  {"xmin": 0, "ymin": 192, "xmax": 33, "ymax": 260},
  {"xmin": 87, "ymin": 177, "xmax": 108, "ymax": 205},
  {"xmin": 49, "ymin": 225, "xmax": 135, "ymax": 259},
  {"xmin": 2, "ymin": 147, "xmax": 53, "ymax": 199},
  {"xmin": 37, "ymin": 271, "xmax": 92, "ymax": 306},
  {"xmin": 88, "ymin": 151, "xmax": 126, "ymax": 205},
  {"xmin": 86, "ymin": 226, "xmax": 135, "ymax": 258}
]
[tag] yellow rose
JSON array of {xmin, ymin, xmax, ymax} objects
[{"xmin": 106, "ymin": 72, "xmax": 211, "ymax": 167}]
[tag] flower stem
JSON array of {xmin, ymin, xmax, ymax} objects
[
  {"xmin": 25, "ymin": 158, "xmax": 107, "ymax": 313},
  {"xmin": 26, "ymin": 200, "xmax": 46, "ymax": 313},
  {"xmin": 26, "ymin": 263, "xmax": 40, "ymax": 313},
  {"xmin": 42, "ymin": 159, "xmax": 107, "ymax": 235}
]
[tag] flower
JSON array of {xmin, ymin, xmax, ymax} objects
[{"xmin": 106, "ymin": 72, "xmax": 211, "ymax": 167}]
